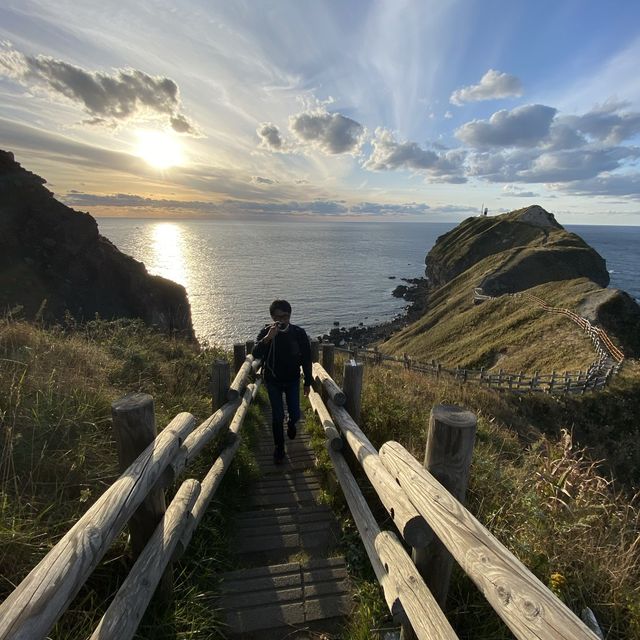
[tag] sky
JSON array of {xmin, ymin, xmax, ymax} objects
[{"xmin": 1, "ymin": 0, "xmax": 640, "ymax": 224}]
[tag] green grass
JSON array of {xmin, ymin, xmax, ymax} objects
[{"xmin": 0, "ymin": 316, "xmax": 260, "ymax": 639}]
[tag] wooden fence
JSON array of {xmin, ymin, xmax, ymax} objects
[
  {"xmin": 334, "ymin": 290, "xmax": 624, "ymax": 395},
  {"xmin": 310, "ymin": 347, "xmax": 604, "ymax": 639},
  {"xmin": 2, "ymin": 335, "xmax": 608, "ymax": 639},
  {"xmin": 0, "ymin": 348, "xmax": 262, "ymax": 640}
]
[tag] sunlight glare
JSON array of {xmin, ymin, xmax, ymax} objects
[
  {"xmin": 151, "ymin": 223, "xmax": 187, "ymax": 286},
  {"xmin": 135, "ymin": 130, "xmax": 184, "ymax": 169}
]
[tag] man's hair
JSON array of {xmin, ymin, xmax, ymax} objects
[{"xmin": 270, "ymin": 299, "xmax": 292, "ymax": 315}]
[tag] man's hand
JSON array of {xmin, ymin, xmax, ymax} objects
[
  {"xmin": 303, "ymin": 385, "xmax": 311, "ymax": 397},
  {"xmin": 265, "ymin": 323, "xmax": 279, "ymax": 342}
]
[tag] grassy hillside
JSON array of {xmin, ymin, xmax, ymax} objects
[{"xmin": 383, "ymin": 250, "xmax": 606, "ymax": 374}]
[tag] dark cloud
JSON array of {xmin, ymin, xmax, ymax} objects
[
  {"xmin": 364, "ymin": 128, "xmax": 466, "ymax": 183},
  {"xmin": 450, "ymin": 69, "xmax": 523, "ymax": 106},
  {"xmin": 251, "ymin": 176, "xmax": 276, "ymax": 184},
  {"xmin": 257, "ymin": 122, "xmax": 284, "ymax": 150},
  {"xmin": 455, "ymin": 104, "xmax": 557, "ymax": 148},
  {"xmin": 0, "ymin": 47, "xmax": 198, "ymax": 133},
  {"xmin": 62, "ymin": 192, "xmax": 215, "ymax": 209},
  {"xmin": 289, "ymin": 109, "xmax": 364, "ymax": 154}
]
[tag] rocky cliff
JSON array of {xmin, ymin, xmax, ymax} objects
[
  {"xmin": 0, "ymin": 151, "xmax": 194, "ymax": 339},
  {"xmin": 426, "ymin": 205, "xmax": 610, "ymax": 294}
]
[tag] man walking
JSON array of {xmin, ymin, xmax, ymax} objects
[{"xmin": 252, "ymin": 300, "xmax": 312, "ymax": 464}]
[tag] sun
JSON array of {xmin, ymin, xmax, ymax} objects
[{"xmin": 135, "ymin": 130, "xmax": 185, "ymax": 169}]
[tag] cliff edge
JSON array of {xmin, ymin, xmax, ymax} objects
[{"xmin": 0, "ymin": 151, "xmax": 194, "ymax": 338}]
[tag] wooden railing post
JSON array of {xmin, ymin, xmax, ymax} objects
[
  {"xmin": 343, "ymin": 361, "xmax": 364, "ymax": 424},
  {"xmin": 414, "ymin": 404, "xmax": 477, "ymax": 607},
  {"xmin": 211, "ymin": 359, "xmax": 230, "ymax": 412},
  {"xmin": 233, "ymin": 343, "xmax": 246, "ymax": 374},
  {"xmin": 310, "ymin": 338, "xmax": 320, "ymax": 363},
  {"xmin": 111, "ymin": 393, "xmax": 172, "ymax": 603},
  {"xmin": 245, "ymin": 339, "xmax": 255, "ymax": 356},
  {"xmin": 322, "ymin": 343, "xmax": 335, "ymax": 378}
]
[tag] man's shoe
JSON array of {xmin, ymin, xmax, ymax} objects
[
  {"xmin": 273, "ymin": 446, "xmax": 285, "ymax": 465},
  {"xmin": 287, "ymin": 420, "xmax": 297, "ymax": 440}
]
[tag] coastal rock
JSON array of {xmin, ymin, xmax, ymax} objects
[
  {"xmin": 426, "ymin": 205, "xmax": 609, "ymax": 293},
  {"xmin": 0, "ymin": 150, "xmax": 194, "ymax": 338}
]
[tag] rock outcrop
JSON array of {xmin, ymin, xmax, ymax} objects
[
  {"xmin": 426, "ymin": 205, "xmax": 609, "ymax": 294},
  {"xmin": 0, "ymin": 150, "xmax": 194, "ymax": 339}
]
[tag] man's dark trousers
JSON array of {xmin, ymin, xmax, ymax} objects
[{"xmin": 266, "ymin": 379, "xmax": 300, "ymax": 451}]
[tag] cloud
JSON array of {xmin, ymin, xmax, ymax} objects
[
  {"xmin": 62, "ymin": 192, "xmax": 216, "ymax": 209},
  {"xmin": 365, "ymin": 128, "xmax": 438, "ymax": 170},
  {"xmin": 502, "ymin": 184, "xmax": 539, "ymax": 198},
  {"xmin": 450, "ymin": 69, "xmax": 523, "ymax": 106},
  {"xmin": 251, "ymin": 175, "xmax": 276, "ymax": 184},
  {"xmin": 444, "ymin": 111, "xmax": 453, "ymax": 119},
  {"xmin": 0, "ymin": 47, "xmax": 198, "ymax": 133},
  {"xmin": 364, "ymin": 128, "xmax": 466, "ymax": 182},
  {"xmin": 350, "ymin": 202, "xmax": 431, "ymax": 216},
  {"xmin": 257, "ymin": 122, "xmax": 285, "ymax": 150},
  {"xmin": 456, "ymin": 104, "xmax": 557, "ymax": 147},
  {"xmin": 562, "ymin": 100, "xmax": 640, "ymax": 145},
  {"xmin": 549, "ymin": 173, "xmax": 640, "ymax": 199},
  {"xmin": 517, "ymin": 146, "xmax": 640, "ymax": 183},
  {"xmin": 289, "ymin": 108, "xmax": 365, "ymax": 154}
]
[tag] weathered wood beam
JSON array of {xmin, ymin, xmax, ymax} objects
[{"xmin": 379, "ymin": 441, "xmax": 600, "ymax": 640}]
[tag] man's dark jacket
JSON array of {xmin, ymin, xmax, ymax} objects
[{"xmin": 252, "ymin": 324, "xmax": 313, "ymax": 386}]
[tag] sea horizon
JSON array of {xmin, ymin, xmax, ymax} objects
[{"xmin": 97, "ymin": 218, "xmax": 640, "ymax": 348}]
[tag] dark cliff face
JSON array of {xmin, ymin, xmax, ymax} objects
[
  {"xmin": 0, "ymin": 150, "xmax": 195, "ymax": 339},
  {"xmin": 425, "ymin": 205, "xmax": 609, "ymax": 294}
]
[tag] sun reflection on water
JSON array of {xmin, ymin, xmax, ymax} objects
[{"xmin": 150, "ymin": 223, "xmax": 187, "ymax": 286}]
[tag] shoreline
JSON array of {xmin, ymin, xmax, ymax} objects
[{"xmin": 317, "ymin": 276, "xmax": 429, "ymax": 347}]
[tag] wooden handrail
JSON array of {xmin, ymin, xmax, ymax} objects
[
  {"xmin": 326, "ymin": 399, "xmax": 430, "ymax": 548},
  {"xmin": 90, "ymin": 479, "xmax": 201, "ymax": 640},
  {"xmin": 313, "ymin": 361, "xmax": 347, "ymax": 405},
  {"xmin": 0, "ymin": 412, "xmax": 196, "ymax": 640},
  {"xmin": 379, "ymin": 441, "xmax": 600, "ymax": 640}
]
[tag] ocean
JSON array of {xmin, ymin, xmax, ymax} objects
[{"xmin": 96, "ymin": 218, "xmax": 640, "ymax": 347}]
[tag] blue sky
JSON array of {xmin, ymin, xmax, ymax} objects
[{"xmin": 1, "ymin": 0, "xmax": 640, "ymax": 223}]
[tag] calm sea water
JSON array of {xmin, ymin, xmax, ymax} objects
[{"xmin": 97, "ymin": 218, "xmax": 639, "ymax": 346}]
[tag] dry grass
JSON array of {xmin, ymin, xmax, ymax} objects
[{"xmin": 354, "ymin": 361, "xmax": 640, "ymax": 638}]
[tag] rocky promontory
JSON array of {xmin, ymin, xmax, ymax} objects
[
  {"xmin": 0, "ymin": 151, "xmax": 194, "ymax": 338},
  {"xmin": 426, "ymin": 205, "xmax": 610, "ymax": 294},
  {"xmin": 382, "ymin": 205, "xmax": 640, "ymax": 360}
]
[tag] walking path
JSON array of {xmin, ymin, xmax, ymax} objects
[{"xmin": 218, "ymin": 405, "xmax": 352, "ymax": 638}]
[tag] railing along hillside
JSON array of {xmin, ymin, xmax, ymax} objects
[
  {"xmin": 0, "ymin": 347, "xmax": 262, "ymax": 640},
  {"xmin": 334, "ymin": 290, "xmax": 624, "ymax": 395},
  {"xmin": 2, "ymin": 337, "xmax": 608, "ymax": 640},
  {"xmin": 310, "ymin": 345, "xmax": 604, "ymax": 639}
]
